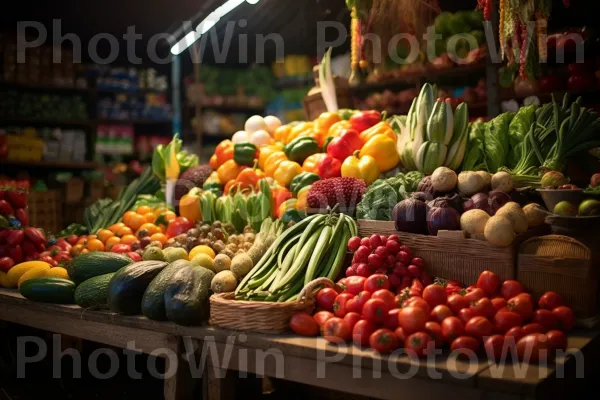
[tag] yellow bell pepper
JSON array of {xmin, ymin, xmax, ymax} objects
[
  {"xmin": 274, "ymin": 160, "xmax": 303, "ymax": 187},
  {"xmin": 217, "ymin": 159, "xmax": 245, "ymax": 184},
  {"xmin": 359, "ymin": 121, "xmax": 397, "ymax": 144},
  {"xmin": 315, "ymin": 112, "xmax": 341, "ymax": 134},
  {"xmin": 273, "ymin": 124, "xmax": 292, "ymax": 143},
  {"xmin": 258, "ymin": 145, "xmax": 282, "ymax": 170},
  {"xmin": 295, "ymin": 185, "xmax": 311, "ymax": 211},
  {"xmin": 327, "ymin": 120, "xmax": 352, "ymax": 138},
  {"xmin": 341, "ymin": 151, "xmax": 380, "ymax": 185},
  {"xmin": 179, "ymin": 187, "xmax": 203, "ymax": 222},
  {"xmin": 264, "ymin": 151, "xmax": 288, "ymax": 177},
  {"xmin": 302, "ymin": 153, "xmax": 327, "ymax": 174},
  {"xmin": 278, "ymin": 198, "xmax": 297, "ymax": 218},
  {"xmin": 204, "ymin": 171, "xmax": 221, "ymax": 185},
  {"xmin": 359, "ymin": 134, "xmax": 400, "ymax": 172},
  {"xmin": 286, "ymin": 122, "xmax": 314, "ymax": 144},
  {"xmin": 165, "ymin": 140, "xmax": 180, "ymax": 180}
]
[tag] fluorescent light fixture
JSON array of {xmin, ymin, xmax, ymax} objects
[{"xmin": 170, "ymin": 0, "xmax": 259, "ymax": 55}]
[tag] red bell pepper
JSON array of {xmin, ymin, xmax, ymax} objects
[
  {"xmin": 317, "ymin": 155, "xmax": 342, "ymax": 179},
  {"xmin": 349, "ymin": 110, "xmax": 381, "ymax": 133},
  {"xmin": 272, "ymin": 187, "xmax": 293, "ymax": 218},
  {"xmin": 326, "ymin": 129, "xmax": 364, "ymax": 161},
  {"xmin": 166, "ymin": 217, "xmax": 195, "ymax": 238}
]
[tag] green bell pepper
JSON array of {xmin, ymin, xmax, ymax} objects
[
  {"xmin": 338, "ymin": 109, "xmax": 356, "ymax": 120},
  {"xmin": 322, "ymin": 136, "xmax": 335, "ymax": 152},
  {"xmin": 199, "ymin": 191, "xmax": 217, "ymax": 224},
  {"xmin": 283, "ymin": 137, "xmax": 319, "ymax": 163},
  {"xmin": 202, "ymin": 181, "xmax": 222, "ymax": 196},
  {"xmin": 289, "ymin": 172, "xmax": 320, "ymax": 196},
  {"xmin": 215, "ymin": 196, "xmax": 233, "ymax": 224},
  {"xmin": 233, "ymin": 143, "xmax": 258, "ymax": 166}
]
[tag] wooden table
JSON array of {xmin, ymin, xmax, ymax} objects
[{"xmin": 0, "ymin": 288, "xmax": 597, "ymax": 400}]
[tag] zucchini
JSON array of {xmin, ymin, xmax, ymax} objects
[
  {"xmin": 69, "ymin": 252, "xmax": 132, "ymax": 284},
  {"xmin": 107, "ymin": 261, "xmax": 168, "ymax": 315},
  {"xmin": 164, "ymin": 265, "xmax": 214, "ymax": 326},
  {"xmin": 141, "ymin": 260, "xmax": 193, "ymax": 321},
  {"xmin": 74, "ymin": 273, "xmax": 115, "ymax": 308},
  {"xmin": 20, "ymin": 277, "xmax": 76, "ymax": 304}
]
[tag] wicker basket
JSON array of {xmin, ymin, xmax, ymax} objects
[
  {"xmin": 358, "ymin": 220, "xmax": 548, "ymax": 284},
  {"xmin": 517, "ymin": 235, "xmax": 598, "ymax": 318},
  {"xmin": 28, "ymin": 190, "xmax": 61, "ymax": 234},
  {"xmin": 209, "ymin": 278, "xmax": 336, "ymax": 334}
]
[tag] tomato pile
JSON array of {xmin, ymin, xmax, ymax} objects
[{"xmin": 290, "ymin": 235, "xmax": 575, "ymax": 362}]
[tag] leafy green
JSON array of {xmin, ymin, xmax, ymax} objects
[
  {"xmin": 176, "ymin": 151, "xmax": 199, "ymax": 174},
  {"xmin": 461, "ymin": 119, "xmax": 486, "ymax": 171},
  {"xmin": 506, "ymin": 105, "xmax": 537, "ymax": 169},
  {"xmin": 484, "ymin": 112, "xmax": 515, "ymax": 173}
]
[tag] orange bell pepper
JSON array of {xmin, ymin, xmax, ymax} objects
[
  {"xmin": 224, "ymin": 180, "xmax": 236, "ymax": 195},
  {"xmin": 209, "ymin": 154, "xmax": 218, "ymax": 169},
  {"xmin": 273, "ymin": 124, "xmax": 291, "ymax": 143},
  {"xmin": 302, "ymin": 153, "xmax": 327, "ymax": 174},
  {"xmin": 179, "ymin": 188, "xmax": 203, "ymax": 222},
  {"xmin": 286, "ymin": 122, "xmax": 314, "ymax": 144},
  {"xmin": 359, "ymin": 121, "xmax": 397, "ymax": 143},
  {"xmin": 235, "ymin": 167, "xmax": 266, "ymax": 193},
  {"xmin": 315, "ymin": 112, "xmax": 341, "ymax": 135},
  {"xmin": 327, "ymin": 120, "xmax": 352, "ymax": 138},
  {"xmin": 295, "ymin": 185, "xmax": 311, "ymax": 211},
  {"xmin": 309, "ymin": 129, "xmax": 329, "ymax": 147},
  {"xmin": 264, "ymin": 151, "xmax": 288, "ymax": 177},
  {"xmin": 217, "ymin": 159, "xmax": 245, "ymax": 184},
  {"xmin": 271, "ymin": 186, "xmax": 293, "ymax": 218},
  {"xmin": 215, "ymin": 140, "xmax": 234, "ymax": 167}
]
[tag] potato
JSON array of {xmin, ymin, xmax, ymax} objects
[
  {"xmin": 496, "ymin": 202, "xmax": 528, "ymax": 233},
  {"xmin": 484, "ymin": 216, "xmax": 516, "ymax": 247},
  {"xmin": 460, "ymin": 209, "xmax": 490, "ymax": 236},
  {"xmin": 523, "ymin": 203, "xmax": 547, "ymax": 228}
]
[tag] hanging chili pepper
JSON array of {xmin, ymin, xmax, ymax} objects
[
  {"xmin": 484, "ymin": 0, "xmax": 493, "ymax": 21},
  {"xmin": 536, "ymin": 13, "xmax": 547, "ymax": 63},
  {"xmin": 499, "ymin": 0, "xmax": 505, "ymax": 60},
  {"xmin": 519, "ymin": 23, "xmax": 528, "ymax": 79}
]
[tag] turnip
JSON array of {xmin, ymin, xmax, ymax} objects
[
  {"xmin": 491, "ymin": 171, "xmax": 514, "ymax": 193},
  {"xmin": 460, "ymin": 209, "xmax": 490, "ymax": 236},
  {"xmin": 476, "ymin": 171, "xmax": 492, "ymax": 190},
  {"xmin": 495, "ymin": 202, "xmax": 528, "ymax": 233},
  {"xmin": 484, "ymin": 216, "xmax": 516, "ymax": 247},
  {"xmin": 263, "ymin": 116, "xmax": 282, "ymax": 135},
  {"xmin": 431, "ymin": 167, "xmax": 457, "ymax": 193},
  {"xmin": 522, "ymin": 203, "xmax": 548, "ymax": 228},
  {"xmin": 457, "ymin": 171, "xmax": 484, "ymax": 196}
]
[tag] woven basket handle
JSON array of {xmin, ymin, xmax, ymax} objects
[{"xmin": 297, "ymin": 277, "xmax": 340, "ymax": 303}]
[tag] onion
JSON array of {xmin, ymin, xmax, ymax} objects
[
  {"xmin": 417, "ymin": 176, "xmax": 434, "ymax": 195},
  {"xmin": 249, "ymin": 130, "xmax": 272, "ymax": 147},
  {"xmin": 427, "ymin": 206, "xmax": 461, "ymax": 236},
  {"xmin": 392, "ymin": 197, "xmax": 428, "ymax": 234},
  {"xmin": 469, "ymin": 193, "xmax": 492, "ymax": 214},
  {"xmin": 232, "ymin": 130, "xmax": 250, "ymax": 144},
  {"xmin": 263, "ymin": 116, "xmax": 282, "ymax": 135},
  {"xmin": 489, "ymin": 190, "xmax": 512, "ymax": 214},
  {"xmin": 244, "ymin": 115, "xmax": 268, "ymax": 134},
  {"xmin": 428, "ymin": 193, "xmax": 463, "ymax": 214}
]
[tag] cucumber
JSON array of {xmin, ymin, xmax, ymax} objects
[
  {"xmin": 68, "ymin": 252, "xmax": 132, "ymax": 284},
  {"xmin": 141, "ymin": 260, "xmax": 193, "ymax": 321},
  {"xmin": 107, "ymin": 261, "xmax": 168, "ymax": 315},
  {"xmin": 74, "ymin": 273, "xmax": 115, "ymax": 309},
  {"xmin": 164, "ymin": 265, "xmax": 214, "ymax": 326},
  {"xmin": 20, "ymin": 277, "xmax": 76, "ymax": 304}
]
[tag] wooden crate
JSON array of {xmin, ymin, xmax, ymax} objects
[
  {"xmin": 358, "ymin": 220, "xmax": 548, "ymax": 285},
  {"xmin": 28, "ymin": 190, "xmax": 61, "ymax": 234}
]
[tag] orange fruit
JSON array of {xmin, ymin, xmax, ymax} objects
[
  {"xmin": 153, "ymin": 206, "xmax": 168, "ymax": 215},
  {"xmin": 150, "ymin": 232, "xmax": 168, "ymax": 244},
  {"xmin": 116, "ymin": 226, "xmax": 134, "ymax": 238},
  {"xmin": 87, "ymin": 235, "xmax": 97, "ymax": 241},
  {"xmin": 109, "ymin": 223, "xmax": 125, "ymax": 234},
  {"xmin": 87, "ymin": 239, "xmax": 105, "ymax": 252},
  {"xmin": 136, "ymin": 205, "xmax": 153, "ymax": 215},
  {"xmin": 97, "ymin": 229, "xmax": 114, "ymax": 243},
  {"xmin": 143, "ymin": 212, "xmax": 157, "ymax": 223},
  {"xmin": 164, "ymin": 211, "xmax": 176, "ymax": 222},
  {"xmin": 105, "ymin": 236, "xmax": 121, "ymax": 250},
  {"xmin": 129, "ymin": 214, "xmax": 146, "ymax": 231},
  {"xmin": 123, "ymin": 211, "xmax": 137, "ymax": 226},
  {"xmin": 120, "ymin": 234, "xmax": 138, "ymax": 245},
  {"xmin": 80, "ymin": 248, "xmax": 90, "ymax": 254},
  {"xmin": 71, "ymin": 244, "xmax": 84, "ymax": 256},
  {"xmin": 138, "ymin": 223, "xmax": 160, "ymax": 236},
  {"xmin": 76, "ymin": 237, "xmax": 87, "ymax": 245}
]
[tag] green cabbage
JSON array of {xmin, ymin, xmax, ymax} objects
[{"xmin": 483, "ymin": 112, "xmax": 515, "ymax": 173}]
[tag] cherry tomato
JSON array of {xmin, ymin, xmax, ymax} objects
[
  {"xmin": 369, "ymin": 328, "xmax": 400, "ymax": 354},
  {"xmin": 505, "ymin": 326, "xmax": 526, "ymax": 343},
  {"xmin": 464, "ymin": 287, "xmax": 486, "ymax": 303},
  {"xmin": 430, "ymin": 305, "xmax": 453, "ymax": 323},
  {"xmin": 401, "ymin": 297, "xmax": 431, "ymax": 315},
  {"xmin": 450, "ymin": 336, "xmax": 480, "ymax": 354},
  {"xmin": 422, "ymin": 284, "xmax": 447, "ymax": 307},
  {"xmin": 552, "ymin": 306, "xmax": 575, "ymax": 331},
  {"xmin": 465, "ymin": 316, "xmax": 493, "ymax": 339},
  {"xmin": 290, "ymin": 312, "xmax": 320, "ymax": 336},
  {"xmin": 447, "ymin": 293, "xmax": 470, "ymax": 314},
  {"xmin": 316, "ymin": 288, "xmax": 338, "ymax": 312},
  {"xmin": 441, "ymin": 316, "xmax": 465, "ymax": 342},
  {"xmin": 165, "ymin": 217, "xmax": 195, "ymax": 238},
  {"xmin": 476, "ymin": 271, "xmax": 500, "ymax": 296},
  {"xmin": 493, "ymin": 311, "xmax": 523, "ymax": 334},
  {"xmin": 110, "ymin": 244, "xmax": 132, "ymax": 254},
  {"xmin": 352, "ymin": 319, "xmax": 377, "ymax": 347},
  {"xmin": 364, "ymin": 274, "xmax": 390, "ymax": 292},
  {"xmin": 363, "ymin": 299, "xmax": 389, "ymax": 324},
  {"xmin": 372, "ymin": 289, "xmax": 396, "ymax": 310},
  {"xmin": 425, "ymin": 321, "xmax": 444, "ymax": 347},
  {"xmin": 458, "ymin": 308, "xmax": 476, "ymax": 324},
  {"xmin": 347, "ymin": 236, "xmax": 361, "ymax": 252},
  {"xmin": 470, "ymin": 297, "xmax": 496, "ymax": 319},
  {"xmin": 532, "ymin": 309, "xmax": 558, "ymax": 331},
  {"xmin": 322, "ymin": 317, "xmax": 351, "ymax": 343},
  {"xmin": 313, "ymin": 311, "xmax": 334, "ymax": 328},
  {"xmin": 523, "ymin": 323, "xmax": 546, "ymax": 335},
  {"xmin": 538, "ymin": 292, "xmax": 564, "ymax": 310},
  {"xmin": 346, "ymin": 290, "xmax": 371, "ymax": 314},
  {"xmin": 383, "ymin": 308, "xmax": 400, "ymax": 330},
  {"xmin": 405, "ymin": 332, "xmax": 433, "ymax": 357},
  {"xmin": 546, "ymin": 330, "xmax": 567, "ymax": 352},
  {"xmin": 343, "ymin": 312, "xmax": 362, "ymax": 331},
  {"xmin": 345, "ymin": 276, "xmax": 367, "ymax": 295},
  {"xmin": 397, "ymin": 306, "xmax": 428, "ymax": 335},
  {"xmin": 500, "ymin": 280, "xmax": 525, "ymax": 300},
  {"xmin": 507, "ymin": 294, "xmax": 534, "ymax": 320},
  {"xmin": 484, "ymin": 335, "xmax": 506, "ymax": 360},
  {"xmin": 333, "ymin": 293, "xmax": 354, "ymax": 318},
  {"xmin": 516, "ymin": 333, "xmax": 550, "ymax": 362},
  {"xmin": 491, "ymin": 297, "xmax": 507, "ymax": 312}
]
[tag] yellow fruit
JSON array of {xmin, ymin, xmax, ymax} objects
[
  {"xmin": 6, "ymin": 261, "xmax": 52, "ymax": 288},
  {"xmin": 189, "ymin": 245, "xmax": 216, "ymax": 260},
  {"xmin": 18, "ymin": 265, "xmax": 52, "ymax": 288},
  {"xmin": 190, "ymin": 254, "xmax": 214, "ymax": 271},
  {"xmin": 0, "ymin": 271, "xmax": 9, "ymax": 288},
  {"xmin": 46, "ymin": 267, "xmax": 70, "ymax": 280}
]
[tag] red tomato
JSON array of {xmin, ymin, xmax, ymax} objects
[
  {"xmin": 364, "ymin": 274, "xmax": 390, "ymax": 292},
  {"xmin": 546, "ymin": 330, "xmax": 567, "ymax": 352},
  {"xmin": 66, "ymin": 234, "xmax": 79, "ymax": 246},
  {"xmin": 0, "ymin": 257, "xmax": 15, "ymax": 273},
  {"xmin": 165, "ymin": 217, "xmax": 195, "ymax": 238},
  {"xmin": 500, "ymin": 280, "xmax": 525, "ymax": 300},
  {"xmin": 333, "ymin": 293, "xmax": 354, "ymax": 317},
  {"xmin": 441, "ymin": 316, "xmax": 465, "ymax": 342},
  {"xmin": 458, "ymin": 308, "xmax": 476, "ymax": 324},
  {"xmin": 447, "ymin": 293, "xmax": 470, "ymax": 314},
  {"xmin": 484, "ymin": 335, "xmax": 506, "ymax": 360},
  {"xmin": 552, "ymin": 306, "xmax": 575, "ymax": 331},
  {"xmin": 363, "ymin": 299, "xmax": 389, "ymax": 324},
  {"xmin": 343, "ymin": 312, "xmax": 362, "ymax": 331},
  {"xmin": 523, "ymin": 323, "xmax": 546, "ymax": 335},
  {"xmin": 450, "ymin": 336, "xmax": 480, "ymax": 354},
  {"xmin": 394, "ymin": 327, "xmax": 406, "ymax": 342},
  {"xmin": 507, "ymin": 294, "xmax": 534, "ymax": 320},
  {"xmin": 345, "ymin": 276, "xmax": 367, "ymax": 295},
  {"xmin": 505, "ymin": 326, "xmax": 526, "ymax": 343},
  {"xmin": 352, "ymin": 319, "xmax": 377, "ymax": 347},
  {"xmin": 346, "ymin": 290, "xmax": 371, "ymax": 314},
  {"xmin": 493, "ymin": 311, "xmax": 523, "ymax": 334},
  {"xmin": 470, "ymin": 297, "xmax": 496, "ymax": 319},
  {"xmin": 532, "ymin": 309, "xmax": 558, "ymax": 331},
  {"xmin": 316, "ymin": 288, "xmax": 338, "ymax": 312},
  {"xmin": 127, "ymin": 252, "xmax": 142, "ymax": 262},
  {"xmin": 110, "ymin": 244, "xmax": 132, "ymax": 254},
  {"xmin": 372, "ymin": 289, "xmax": 396, "ymax": 310},
  {"xmin": 384, "ymin": 309, "xmax": 400, "ymax": 330},
  {"xmin": 491, "ymin": 297, "xmax": 507, "ymax": 312},
  {"xmin": 322, "ymin": 317, "xmax": 352, "ymax": 343},
  {"xmin": 290, "ymin": 312, "xmax": 320, "ymax": 336},
  {"xmin": 430, "ymin": 305, "xmax": 453, "ymax": 323},
  {"xmin": 465, "ymin": 316, "xmax": 493, "ymax": 339},
  {"xmin": 425, "ymin": 321, "xmax": 444, "ymax": 347},
  {"xmin": 397, "ymin": 306, "xmax": 428, "ymax": 335},
  {"xmin": 313, "ymin": 311, "xmax": 334, "ymax": 328},
  {"xmin": 464, "ymin": 287, "xmax": 486, "ymax": 303},
  {"xmin": 369, "ymin": 329, "xmax": 400, "ymax": 354},
  {"xmin": 402, "ymin": 297, "xmax": 431, "ymax": 315},
  {"xmin": 476, "ymin": 271, "xmax": 500, "ymax": 295},
  {"xmin": 336, "ymin": 278, "xmax": 348, "ymax": 291},
  {"xmin": 422, "ymin": 284, "xmax": 447, "ymax": 307},
  {"xmin": 405, "ymin": 332, "xmax": 433, "ymax": 357},
  {"xmin": 538, "ymin": 292, "xmax": 564, "ymax": 310},
  {"xmin": 516, "ymin": 333, "xmax": 550, "ymax": 362}
]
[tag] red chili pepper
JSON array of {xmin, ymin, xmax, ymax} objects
[
  {"xmin": 9, "ymin": 244, "xmax": 23, "ymax": 264},
  {"xmin": 317, "ymin": 155, "xmax": 342, "ymax": 179},
  {"xmin": 15, "ymin": 208, "xmax": 28, "ymax": 225},
  {"xmin": 21, "ymin": 240, "xmax": 38, "ymax": 257},
  {"xmin": 5, "ymin": 191, "xmax": 27, "ymax": 209},
  {"xmin": 349, "ymin": 110, "xmax": 381, "ymax": 133},
  {"xmin": 6, "ymin": 230, "xmax": 24, "ymax": 246},
  {"xmin": 326, "ymin": 129, "xmax": 364, "ymax": 160},
  {"xmin": 24, "ymin": 227, "xmax": 45, "ymax": 247}
]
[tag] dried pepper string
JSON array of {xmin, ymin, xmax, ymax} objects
[{"xmin": 499, "ymin": 0, "xmax": 506, "ymax": 60}]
